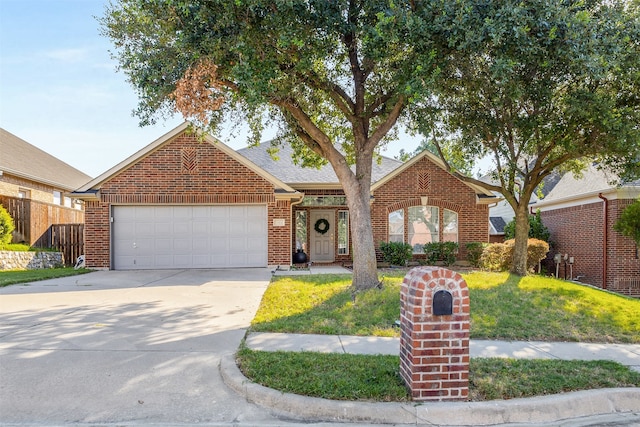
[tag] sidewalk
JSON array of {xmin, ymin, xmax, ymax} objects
[{"xmin": 245, "ymin": 332, "xmax": 640, "ymax": 372}]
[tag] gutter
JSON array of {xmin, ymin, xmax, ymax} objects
[{"xmin": 598, "ymin": 193, "xmax": 608, "ymax": 290}]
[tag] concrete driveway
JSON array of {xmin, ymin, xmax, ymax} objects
[{"xmin": 0, "ymin": 269, "xmax": 280, "ymax": 425}]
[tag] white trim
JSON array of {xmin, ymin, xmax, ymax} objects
[
  {"xmin": 75, "ymin": 122, "xmax": 299, "ymax": 195},
  {"xmin": 534, "ymin": 187, "xmax": 640, "ymax": 211},
  {"xmin": 371, "ymin": 150, "xmax": 496, "ymax": 198}
]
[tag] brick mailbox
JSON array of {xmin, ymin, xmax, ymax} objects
[{"xmin": 399, "ymin": 266, "xmax": 470, "ymax": 401}]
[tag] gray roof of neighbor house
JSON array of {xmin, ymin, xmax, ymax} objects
[
  {"xmin": 0, "ymin": 128, "xmax": 92, "ymax": 191},
  {"xmin": 489, "ymin": 216, "xmax": 507, "ymax": 234},
  {"xmin": 237, "ymin": 141, "xmax": 403, "ymax": 187},
  {"xmin": 539, "ymin": 163, "xmax": 640, "ymax": 204}
]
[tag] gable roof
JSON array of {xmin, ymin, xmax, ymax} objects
[
  {"xmin": 371, "ymin": 150, "xmax": 497, "ymax": 201},
  {"xmin": 534, "ymin": 163, "xmax": 640, "ymax": 209},
  {"xmin": 0, "ymin": 128, "xmax": 92, "ymax": 191},
  {"xmin": 74, "ymin": 122, "xmax": 298, "ymax": 198},
  {"xmin": 237, "ymin": 142, "xmax": 403, "ymax": 189}
]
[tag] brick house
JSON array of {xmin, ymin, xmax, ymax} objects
[
  {"xmin": 534, "ymin": 164, "xmax": 640, "ymax": 297},
  {"xmin": 73, "ymin": 123, "xmax": 496, "ymax": 270},
  {"xmin": 0, "ymin": 128, "xmax": 91, "ymax": 245}
]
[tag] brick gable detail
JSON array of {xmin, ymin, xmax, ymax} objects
[
  {"xmin": 84, "ymin": 132, "xmax": 291, "ymax": 269},
  {"xmin": 372, "ymin": 157, "xmax": 489, "ymax": 261}
]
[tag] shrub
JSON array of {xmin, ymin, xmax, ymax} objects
[
  {"xmin": 480, "ymin": 243, "xmax": 511, "ymax": 272},
  {"xmin": 504, "ymin": 210, "xmax": 551, "ymax": 242},
  {"xmin": 614, "ymin": 198, "xmax": 640, "ymax": 246},
  {"xmin": 465, "ymin": 242, "xmax": 487, "ymax": 268},
  {"xmin": 0, "ymin": 205, "xmax": 15, "ymax": 248},
  {"xmin": 379, "ymin": 241, "xmax": 413, "ymax": 266},
  {"xmin": 423, "ymin": 242, "xmax": 442, "ymax": 265},
  {"xmin": 423, "ymin": 242, "xmax": 459, "ymax": 266},
  {"xmin": 480, "ymin": 239, "xmax": 550, "ymax": 273}
]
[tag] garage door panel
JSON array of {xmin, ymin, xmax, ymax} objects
[{"xmin": 113, "ymin": 205, "xmax": 267, "ymax": 270}]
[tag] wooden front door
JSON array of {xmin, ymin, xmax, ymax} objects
[{"xmin": 310, "ymin": 210, "xmax": 334, "ymax": 262}]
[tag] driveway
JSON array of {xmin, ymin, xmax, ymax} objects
[{"xmin": 0, "ymin": 269, "xmax": 280, "ymax": 425}]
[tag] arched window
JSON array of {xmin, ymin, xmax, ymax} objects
[
  {"xmin": 408, "ymin": 206, "xmax": 439, "ymax": 253},
  {"xmin": 388, "ymin": 209, "xmax": 404, "ymax": 243},
  {"xmin": 443, "ymin": 209, "xmax": 458, "ymax": 243}
]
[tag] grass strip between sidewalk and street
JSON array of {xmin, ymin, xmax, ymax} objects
[
  {"xmin": 0, "ymin": 268, "xmax": 91, "ymax": 287},
  {"xmin": 236, "ymin": 349, "xmax": 640, "ymax": 402}
]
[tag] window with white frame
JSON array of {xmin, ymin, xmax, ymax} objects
[
  {"xmin": 388, "ymin": 209, "xmax": 404, "ymax": 243},
  {"xmin": 338, "ymin": 210, "xmax": 349, "ymax": 255},
  {"xmin": 53, "ymin": 191, "xmax": 62, "ymax": 205},
  {"xmin": 443, "ymin": 209, "xmax": 458, "ymax": 242},
  {"xmin": 295, "ymin": 211, "xmax": 307, "ymax": 252},
  {"xmin": 408, "ymin": 206, "xmax": 439, "ymax": 253}
]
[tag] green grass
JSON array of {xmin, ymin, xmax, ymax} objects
[
  {"xmin": 251, "ymin": 271, "xmax": 640, "ymax": 343},
  {"xmin": 469, "ymin": 358, "xmax": 640, "ymax": 401},
  {"xmin": 0, "ymin": 268, "xmax": 91, "ymax": 287},
  {"xmin": 237, "ymin": 349, "xmax": 640, "ymax": 401},
  {"xmin": 237, "ymin": 348, "xmax": 409, "ymax": 401}
]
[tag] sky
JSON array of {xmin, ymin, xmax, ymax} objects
[{"xmin": 0, "ymin": 0, "xmax": 423, "ymax": 178}]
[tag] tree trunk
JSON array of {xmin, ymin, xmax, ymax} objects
[
  {"xmin": 329, "ymin": 144, "xmax": 379, "ymax": 291},
  {"xmin": 346, "ymin": 186, "xmax": 379, "ymax": 290},
  {"xmin": 511, "ymin": 205, "xmax": 531, "ymax": 276}
]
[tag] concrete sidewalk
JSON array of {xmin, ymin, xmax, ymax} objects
[{"xmin": 245, "ymin": 332, "xmax": 640, "ymax": 372}]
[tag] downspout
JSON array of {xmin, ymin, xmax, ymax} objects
[{"xmin": 598, "ymin": 193, "xmax": 608, "ymax": 290}]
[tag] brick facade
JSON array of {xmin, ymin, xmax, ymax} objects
[
  {"xmin": 371, "ymin": 157, "xmax": 489, "ymax": 261},
  {"xmin": 81, "ymin": 127, "xmax": 492, "ymax": 270},
  {"xmin": 83, "ymin": 131, "xmax": 292, "ymax": 269},
  {"xmin": 541, "ymin": 198, "xmax": 640, "ymax": 298}
]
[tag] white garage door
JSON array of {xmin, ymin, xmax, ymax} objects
[{"xmin": 112, "ymin": 205, "xmax": 268, "ymax": 270}]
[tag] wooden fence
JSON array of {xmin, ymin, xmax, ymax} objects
[
  {"xmin": 46, "ymin": 224, "xmax": 85, "ymax": 266},
  {"xmin": 1, "ymin": 196, "xmax": 85, "ymax": 266}
]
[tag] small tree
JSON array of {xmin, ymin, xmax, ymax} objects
[
  {"xmin": 614, "ymin": 198, "xmax": 640, "ymax": 246},
  {"xmin": 0, "ymin": 205, "xmax": 15, "ymax": 248},
  {"xmin": 504, "ymin": 210, "xmax": 550, "ymax": 242}
]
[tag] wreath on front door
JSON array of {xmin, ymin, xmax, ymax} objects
[{"xmin": 314, "ymin": 218, "xmax": 330, "ymax": 235}]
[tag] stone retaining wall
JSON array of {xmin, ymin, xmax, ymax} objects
[{"xmin": 0, "ymin": 251, "xmax": 64, "ymax": 270}]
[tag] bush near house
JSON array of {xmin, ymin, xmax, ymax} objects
[
  {"xmin": 479, "ymin": 239, "xmax": 549, "ymax": 273},
  {"xmin": 0, "ymin": 206, "xmax": 15, "ymax": 249},
  {"xmin": 424, "ymin": 242, "xmax": 459, "ymax": 266},
  {"xmin": 379, "ymin": 241, "xmax": 413, "ymax": 266},
  {"xmin": 504, "ymin": 210, "xmax": 551, "ymax": 242},
  {"xmin": 466, "ymin": 242, "xmax": 487, "ymax": 268}
]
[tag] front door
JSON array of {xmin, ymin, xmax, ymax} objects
[{"xmin": 310, "ymin": 210, "xmax": 334, "ymax": 262}]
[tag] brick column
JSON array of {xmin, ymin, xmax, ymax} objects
[{"xmin": 399, "ymin": 266, "xmax": 470, "ymax": 401}]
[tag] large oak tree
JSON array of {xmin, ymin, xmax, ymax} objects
[
  {"xmin": 101, "ymin": 0, "xmax": 454, "ymax": 289},
  {"xmin": 414, "ymin": 0, "xmax": 640, "ymax": 275}
]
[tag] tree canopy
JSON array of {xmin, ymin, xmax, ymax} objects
[
  {"xmin": 414, "ymin": 0, "xmax": 640, "ymax": 275},
  {"xmin": 101, "ymin": 0, "xmax": 456, "ymax": 289}
]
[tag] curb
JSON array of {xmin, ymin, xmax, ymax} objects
[{"xmin": 220, "ymin": 355, "xmax": 640, "ymax": 426}]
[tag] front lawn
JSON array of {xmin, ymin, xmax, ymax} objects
[
  {"xmin": 0, "ymin": 268, "xmax": 91, "ymax": 287},
  {"xmin": 251, "ymin": 271, "xmax": 640, "ymax": 343},
  {"xmin": 241, "ymin": 270, "xmax": 640, "ymax": 402}
]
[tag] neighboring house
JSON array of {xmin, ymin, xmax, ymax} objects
[
  {"xmin": 534, "ymin": 164, "xmax": 640, "ymax": 297},
  {"xmin": 486, "ymin": 171, "xmax": 562, "ymax": 242},
  {"xmin": 72, "ymin": 123, "xmax": 497, "ymax": 270},
  {"xmin": 0, "ymin": 128, "xmax": 91, "ymax": 245}
]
